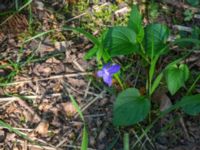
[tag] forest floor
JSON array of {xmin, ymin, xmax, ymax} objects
[{"xmin": 0, "ymin": 0, "xmax": 200, "ymax": 150}]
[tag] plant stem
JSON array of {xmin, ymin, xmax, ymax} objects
[
  {"xmin": 186, "ymin": 74, "xmax": 200, "ymax": 95},
  {"xmin": 114, "ymin": 74, "xmax": 125, "ymax": 90},
  {"xmin": 148, "ymin": 56, "xmax": 159, "ymax": 97},
  {"xmin": 123, "ymin": 133, "xmax": 129, "ymax": 150},
  {"xmin": 139, "ymin": 43, "xmax": 150, "ymax": 64}
]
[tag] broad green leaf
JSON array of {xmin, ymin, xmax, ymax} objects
[
  {"xmin": 113, "ymin": 88, "xmax": 150, "ymax": 126},
  {"xmin": 144, "ymin": 24, "xmax": 169, "ymax": 58},
  {"xmin": 186, "ymin": 0, "xmax": 199, "ymax": 6},
  {"xmin": 179, "ymin": 94, "xmax": 200, "ymax": 115},
  {"xmin": 128, "ymin": 5, "xmax": 144, "ymax": 42},
  {"xmin": 104, "ymin": 27, "xmax": 138, "ymax": 56},
  {"xmin": 165, "ymin": 64, "xmax": 190, "ymax": 95}
]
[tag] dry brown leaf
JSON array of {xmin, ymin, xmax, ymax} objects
[
  {"xmin": 28, "ymin": 147, "xmax": 42, "ymax": 150},
  {"xmin": 35, "ymin": 120, "xmax": 49, "ymax": 136},
  {"xmin": 38, "ymin": 102, "xmax": 52, "ymax": 112},
  {"xmin": 33, "ymin": 64, "xmax": 52, "ymax": 76},
  {"xmin": 49, "ymin": 107, "xmax": 59, "ymax": 116},
  {"xmin": 17, "ymin": 99, "xmax": 41, "ymax": 122},
  {"xmin": 67, "ymin": 78, "xmax": 86, "ymax": 87},
  {"xmin": 6, "ymin": 104, "xmax": 18, "ymax": 114},
  {"xmin": 61, "ymin": 102, "xmax": 77, "ymax": 117},
  {"xmin": 46, "ymin": 57, "xmax": 61, "ymax": 64},
  {"xmin": 5, "ymin": 133, "xmax": 16, "ymax": 142},
  {"xmin": 159, "ymin": 93, "xmax": 172, "ymax": 112},
  {"xmin": 22, "ymin": 110, "xmax": 33, "ymax": 122},
  {"xmin": 13, "ymin": 147, "xmax": 20, "ymax": 150},
  {"xmin": 153, "ymin": 87, "xmax": 172, "ymax": 112},
  {"xmin": 54, "ymin": 41, "xmax": 68, "ymax": 51}
]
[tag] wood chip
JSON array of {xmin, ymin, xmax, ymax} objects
[
  {"xmin": 61, "ymin": 102, "xmax": 77, "ymax": 117},
  {"xmin": 35, "ymin": 120, "xmax": 49, "ymax": 136}
]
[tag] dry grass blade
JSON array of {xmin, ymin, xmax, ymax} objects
[
  {"xmin": 2, "ymin": 72, "xmax": 93, "ymax": 86},
  {"xmin": 74, "ymin": 91, "xmax": 105, "ymax": 119}
]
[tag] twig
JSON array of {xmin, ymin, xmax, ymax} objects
[
  {"xmin": 84, "ymin": 113, "xmax": 105, "ymax": 118},
  {"xmin": 74, "ymin": 91, "xmax": 105, "ymax": 119},
  {"xmin": 56, "ymin": 137, "xmax": 69, "ymax": 148},
  {"xmin": 65, "ymin": 144, "xmax": 96, "ymax": 150},
  {"xmin": 139, "ymin": 126, "xmax": 155, "ymax": 149},
  {"xmin": 0, "ymin": 93, "xmax": 62, "ymax": 102},
  {"xmin": 173, "ymin": 25, "xmax": 193, "ymax": 32},
  {"xmin": 194, "ymin": 14, "xmax": 200, "ymax": 19},
  {"xmin": 2, "ymin": 72, "xmax": 93, "ymax": 86},
  {"xmin": 1, "ymin": 99, "xmax": 16, "ymax": 108},
  {"xmin": 179, "ymin": 116, "xmax": 190, "ymax": 140},
  {"xmin": 17, "ymin": 140, "xmax": 58, "ymax": 150},
  {"xmin": 84, "ymin": 79, "xmax": 92, "ymax": 98},
  {"xmin": 73, "ymin": 59, "xmax": 85, "ymax": 72},
  {"xmin": 65, "ymin": 81, "xmax": 99, "ymax": 97}
]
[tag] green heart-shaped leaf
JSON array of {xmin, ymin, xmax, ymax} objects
[
  {"xmin": 179, "ymin": 94, "xmax": 200, "ymax": 115},
  {"xmin": 128, "ymin": 5, "xmax": 144, "ymax": 42},
  {"xmin": 186, "ymin": 0, "xmax": 199, "ymax": 6},
  {"xmin": 113, "ymin": 88, "xmax": 151, "ymax": 126},
  {"xmin": 144, "ymin": 24, "xmax": 169, "ymax": 58},
  {"xmin": 165, "ymin": 64, "xmax": 190, "ymax": 95},
  {"xmin": 104, "ymin": 27, "xmax": 138, "ymax": 57}
]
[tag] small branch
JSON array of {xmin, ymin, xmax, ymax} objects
[
  {"xmin": 2, "ymin": 72, "xmax": 93, "ymax": 86},
  {"xmin": 74, "ymin": 91, "xmax": 105, "ymax": 119}
]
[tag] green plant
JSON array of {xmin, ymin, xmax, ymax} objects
[
  {"xmin": 149, "ymin": 2, "xmax": 159, "ymax": 22},
  {"xmin": 81, "ymin": 5, "xmax": 200, "ymax": 127},
  {"xmin": 2, "ymin": 4, "xmax": 199, "ymax": 146},
  {"xmin": 184, "ymin": 9, "xmax": 193, "ymax": 21}
]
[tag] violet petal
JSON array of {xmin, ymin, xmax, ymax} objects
[
  {"xmin": 97, "ymin": 70, "xmax": 104, "ymax": 77},
  {"xmin": 103, "ymin": 74, "xmax": 112, "ymax": 86},
  {"xmin": 102, "ymin": 63, "xmax": 111, "ymax": 70},
  {"xmin": 108, "ymin": 64, "xmax": 120, "ymax": 75}
]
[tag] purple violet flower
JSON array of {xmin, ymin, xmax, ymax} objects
[{"xmin": 97, "ymin": 63, "xmax": 120, "ymax": 86}]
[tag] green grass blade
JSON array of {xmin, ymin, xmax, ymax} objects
[
  {"xmin": 0, "ymin": 120, "xmax": 32, "ymax": 142},
  {"xmin": 23, "ymin": 30, "xmax": 55, "ymax": 43},
  {"xmin": 69, "ymin": 95, "xmax": 84, "ymax": 121},
  {"xmin": 150, "ymin": 73, "xmax": 163, "ymax": 95},
  {"xmin": 174, "ymin": 38, "xmax": 200, "ymax": 46},
  {"xmin": 18, "ymin": 0, "xmax": 33, "ymax": 12},
  {"xmin": 62, "ymin": 27, "xmax": 100, "ymax": 46},
  {"xmin": 81, "ymin": 126, "xmax": 88, "ymax": 150},
  {"xmin": 187, "ymin": 74, "xmax": 200, "ymax": 95},
  {"xmin": 69, "ymin": 95, "xmax": 88, "ymax": 150},
  {"xmin": 15, "ymin": 0, "xmax": 19, "ymax": 11},
  {"xmin": 149, "ymin": 56, "xmax": 159, "ymax": 96}
]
